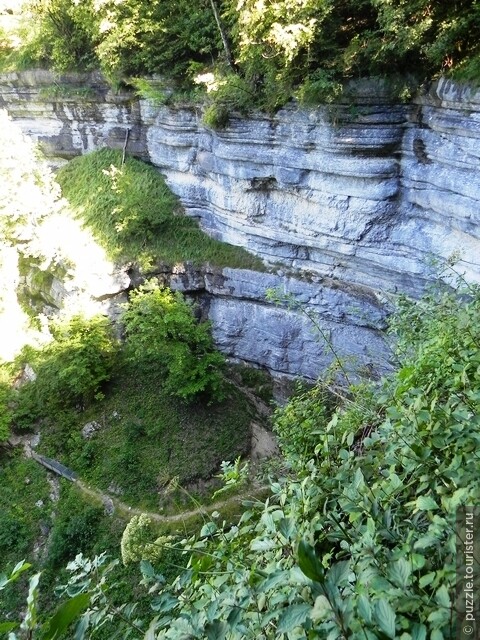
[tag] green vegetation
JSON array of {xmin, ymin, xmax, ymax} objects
[
  {"xmin": 13, "ymin": 315, "xmax": 118, "ymax": 431},
  {"xmin": 56, "ymin": 148, "xmax": 264, "ymax": 270},
  {"xmin": 123, "ymin": 282, "xmax": 226, "ymax": 403},
  {"xmin": 5, "ymin": 287, "xmax": 252, "ymax": 506},
  {"xmin": 2, "ymin": 1, "xmax": 480, "ymax": 114},
  {"xmin": 39, "ymin": 364, "xmax": 252, "ymax": 510},
  {"xmin": 2, "ymin": 4, "xmax": 480, "ymax": 635},
  {"xmin": 3, "ymin": 278, "xmax": 479, "ymax": 639},
  {"xmin": 0, "ymin": 279, "xmax": 253, "ymax": 627},
  {"xmin": 0, "ymin": 459, "xmax": 178, "ymax": 632}
]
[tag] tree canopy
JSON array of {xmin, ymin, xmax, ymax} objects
[{"xmin": 4, "ymin": 0, "xmax": 480, "ymax": 109}]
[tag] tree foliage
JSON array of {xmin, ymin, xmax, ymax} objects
[
  {"xmin": 7, "ymin": 0, "xmax": 480, "ymax": 110},
  {"xmin": 12, "ymin": 314, "xmax": 118, "ymax": 429},
  {"xmin": 122, "ymin": 281, "xmax": 226, "ymax": 402}
]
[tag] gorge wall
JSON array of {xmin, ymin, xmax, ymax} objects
[{"xmin": 1, "ymin": 70, "xmax": 479, "ymax": 381}]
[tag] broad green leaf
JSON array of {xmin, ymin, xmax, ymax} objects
[
  {"xmin": 388, "ymin": 558, "xmax": 411, "ymax": 588},
  {"xmin": 42, "ymin": 593, "xmax": 90, "ymax": 640},
  {"xmin": 411, "ymin": 623, "xmax": 427, "ymax": 640},
  {"xmin": 0, "ymin": 622, "xmax": 17, "ymax": 633},
  {"xmin": 151, "ymin": 593, "xmax": 178, "ymax": 613},
  {"xmin": 310, "ymin": 595, "xmax": 331, "ymax": 622},
  {"xmin": 427, "ymin": 608, "xmax": 449, "ymax": 626},
  {"xmin": 227, "ymin": 606, "xmax": 242, "ymax": 628},
  {"xmin": 278, "ymin": 518, "xmax": 295, "ymax": 540},
  {"xmin": 358, "ymin": 595, "xmax": 372, "ymax": 624},
  {"xmin": 353, "ymin": 468, "xmax": 365, "ymax": 489},
  {"xmin": 373, "ymin": 599, "xmax": 396, "ymax": 639},
  {"xmin": 200, "ymin": 522, "xmax": 217, "ymax": 537},
  {"xmin": 74, "ymin": 611, "xmax": 91, "ymax": 640},
  {"xmin": 410, "ymin": 554, "xmax": 426, "ymax": 570},
  {"xmin": 435, "ymin": 585, "xmax": 450, "ymax": 608},
  {"xmin": 445, "ymin": 487, "xmax": 469, "ymax": 510},
  {"xmin": 276, "ymin": 603, "xmax": 311, "ymax": 634},
  {"xmin": 261, "ymin": 608, "xmax": 281, "ymax": 627},
  {"xmin": 205, "ymin": 620, "xmax": 228, "ymax": 640},
  {"xmin": 140, "ymin": 560, "xmax": 155, "ymax": 578},
  {"xmin": 260, "ymin": 571, "xmax": 289, "ymax": 593},
  {"xmin": 415, "ymin": 496, "xmax": 439, "ymax": 511},
  {"xmin": 11, "ymin": 561, "xmax": 31, "ymax": 579},
  {"xmin": 414, "ymin": 535, "xmax": 438, "ymax": 550},
  {"xmin": 297, "ymin": 540, "xmax": 324, "ymax": 583},
  {"xmin": 250, "ymin": 538, "xmax": 276, "ymax": 551},
  {"xmin": 257, "ymin": 593, "xmax": 266, "ymax": 612},
  {"xmin": 419, "ymin": 572, "xmax": 435, "ymax": 588},
  {"xmin": 144, "ymin": 616, "xmax": 159, "ymax": 640},
  {"xmin": 23, "ymin": 573, "xmax": 41, "ymax": 632},
  {"xmin": 327, "ymin": 561, "xmax": 350, "ymax": 587},
  {"xmin": 0, "ymin": 561, "xmax": 31, "ymax": 591}
]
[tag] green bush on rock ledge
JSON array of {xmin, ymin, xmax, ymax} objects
[{"xmin": 122, "ymin": 280, "xmax": 226, "ymax": 403}]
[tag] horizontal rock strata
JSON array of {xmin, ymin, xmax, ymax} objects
[{"xmin": 1, "ymin": 71, "xmax": 479, "ymax": 379}]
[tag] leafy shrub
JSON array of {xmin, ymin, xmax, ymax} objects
[
  {"xmin": 0, "ymin": 366, "xmax": 13, "ymax": 442},
  {"xmin": 22, "ymin": 0, "xmax": 98, "ymax": 71},
  {"xmin": 3, "ymin": 279, "xmax": 480, "ymax": 640},
  {"xmin": 273, "ymin": 384, "xmax": 332, "ymax": 462},
  {"xmin": 121, "ymin": 283, "xmax": 477, "ymax": 638},
  {"xmin": 48, "ymin": 281, "xmax": 478, "ymax": 639},
  {"xmin": 47, "ymin": 504, "xmax": 104, "ymax": 569},
  {"xmin": 200, "ymin": 72, "xmax": 257, "ymax": 127},
  {"xmin": 94, "ymin": 0, "xmax": 221, "ymax": 82},
  {"xmin": 128, "ymin": 77, "xmax": 171, "ymax": 106},
  {"xmin": 0, "ymin": 514, "xmax": 30, "ymax": 557},
  {"xmin": 296, "ymin": 69, "xmax": 343, "ymax": 106},
  {"xmin": 122, "ymin": 281, "xmax": 226, "ymax": 402},
  {"xmin": 202, "ymin": 103, "xmax": 230, "ymax": 130},
  {"xmin": 13, "ymin": 314, "xmax": 118, "ymax": 427}
]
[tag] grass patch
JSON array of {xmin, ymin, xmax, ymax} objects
[
  {"xmin": 0, "ymin": 453, "xmax": 184, "ymax": 624},
  {"xmin": 56, "ymin": 149, "xmax": 264, "ymax": 272},
  {"xmin": 0, "ymin": 451, "xmax": 52, "ymax": 568},
  {"xmin": 37, "ymin": 363, "xmax": 253, "ymax": 511}
]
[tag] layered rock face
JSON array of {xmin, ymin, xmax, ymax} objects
[{"xmin": 1, "ymin": 71, "xmax": 479, "ymax": 380}]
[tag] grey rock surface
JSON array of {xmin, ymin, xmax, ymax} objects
[{"xmin": 1, "ymin": 71, "xmax": 479, "ymax": 379}]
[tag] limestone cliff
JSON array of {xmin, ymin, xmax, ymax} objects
[{"xmin": 1, "ymin": 70, "xmax": 479, "ymax": 380}]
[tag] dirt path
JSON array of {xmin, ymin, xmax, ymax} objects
[
  {"xmin": 76, "ymin": 478, "xmax": 267, "ymax": 525},
  {"xmin": 75, "ymin": 421, "xmax": 278, "ymax": 524},
  {"xmin": 13, "ymin": 417, "xmax": 278, "ymax": 527}
]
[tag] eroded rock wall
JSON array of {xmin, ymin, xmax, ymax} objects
[{"xmin": 1, "ymin": 71, "xmax": 479, "ymax": 379}]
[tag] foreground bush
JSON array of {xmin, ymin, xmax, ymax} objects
[
  {"xmin": 3, "ymin": 280, "xmax": 478, "ymax": 638},
  {"xmin": 117, "ymin": 281, "xmax": 478, "ymax": 638}
]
